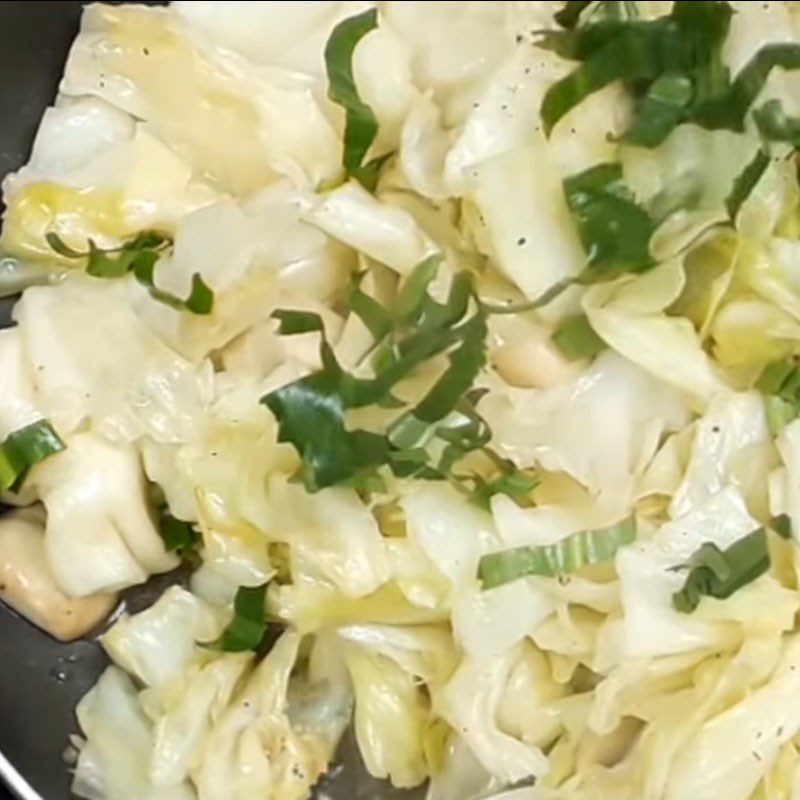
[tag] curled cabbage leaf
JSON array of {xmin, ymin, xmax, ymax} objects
[
  {"xmin": 465, "ymin": 145, "xmax": 583, "ymax": 321},
  {"xmin": 195, "ymin": 631, "xmax": 344, "ymax": 800},
  {"xmin": 451, "ymin": 580, "xmax": 554, "ymax": 661},
  {"xmin": 14, "ymin": 276, "xmax": 210, "ymax": 443},
  {"xmin": 665, "ymin": 634, "xmax": 800, "ymax": 800},
  {"xmin": 437, "ymin": 643, "xmax": 550, "ymax": 784},
  {"xmin": 401, "ymin": 482, "xmax": 499, "ymax": 592},
  {"xmin": 268, "ymin": 477, "xmax": 391, "ymax": 598},
  {"xmin": 480, "ymin": 351, "xmax": 688, "ymax": 510},
  {"xmin": 172, "ymin": 2, "xmax": 370, "ymax": 75},
  {"xmin": 102, "ymin": 586, "xmax": 227, "ymax": 689},
  {"xmin": 61, "ymin": 4, "xmax": 340, "ymax": 192},
  {"xmin": 342, "ymin": 639, "xmax": 433, "ymax": 788},
  {"xmin": 582, "ymin": 260, "xmax": 725, "ymax": 405},
  {"xmin": 73, "ymin": 666, "xmax": 195, "ymax": 800},
  {"xmin": 0, "ymin": 327, "xmax": 48, "ymax": 436},
  {"xmin": 298, "ymin": 181, "xmax": 437, "ymax": 275},
  {"xmin": 670, "ymin": 390, "xmax": 769, "ymax": 518},
  {"xmin": 2, "ymin": 99, "xmax": 219, "ymax": 262},
  {"xmin": 33, "ymin": 431, "xmax": 178, "ymax": 597}
]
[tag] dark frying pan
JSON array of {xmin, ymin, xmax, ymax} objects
[
  {"xmin": 0, "ymin": 8, "xmax": 105, "ymax": 799},
  {"xmin": 0, "ymin": 4, "xmax": 420, "ymax": 800}
]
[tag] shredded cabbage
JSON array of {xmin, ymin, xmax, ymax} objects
[{"xmin": 2, "ymin": 3, "xmax": 800, "ymax": 800}]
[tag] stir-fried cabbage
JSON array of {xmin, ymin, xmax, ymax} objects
[{"xmin": 3, "ymin": 3, "xmax": 800, "ymax": 800}]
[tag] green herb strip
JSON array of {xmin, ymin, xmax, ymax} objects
[
  {"xmin": 538, "ymin": 1, "xmax": 800, "ymax": 149},
  {"xmin": 325, "ymin": 9, "xmax": 389, "ymax": 190},
  {"xmin": 0, "ymin": 420, "xmax": 65, "ymax": 492},
  {"xmin": 671, "ymin": 528, "xmax": 770, "ymax": 613},
  {"xmin": 46, "ymin": 231, "xmax": 214, "ymax": 315},
  {"xmin": 725, "ymin": 149, "xmax": 771, "ymax": 221},
  {"xmin": 479, "ymin": 516, "xmax": 635, "ymax": 588},
  {"xmin": 263, "ymin": 258, "xmax": 533, "ymax": 507},
  {"xmin": 209, "ymin": 584, "xmax": 269, "ymax": 653},
  {"xmin": 551, "ymin": 314, "xmax": 607, "ymax": 361},
  {"xmin": 563, "ymin": 162, "xmax": 657, "ymax": 276}
]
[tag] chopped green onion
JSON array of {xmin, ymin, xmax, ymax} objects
[
  {"xmin": 157, "ymin": 508, "xmax": 198, "ymax": 554},
  {"xmin": 540, "ymin": 2, "xmax": 734, "ymax": 139},
  {"xmin": 553, "ymin": 0, "xmax": 638, "ymax": 30},
  {"xmin": 551, "ymin": 314, "xmax": 607, "ymax": 361},
  {"xmin": 263, "ymin": 258, "xmax": 489, "ymax": 492},
  {"xmin": 697, "ymin": 43, "xmax": 800, "ymax": 131},
  {"xmin": 406, "ymin": 314, "xmax": 487, "ymax": 428},
  {"xmin": 765, "ymin": 396, "xmax": 798, "ymax": 436},
  {"xmin": 265, "ymin": 261, "xmax": 536, "ymax": 497},
  {"xmin": 479, "ymin": 277, "xmax": 579, "ymax": 316},
  {"xmin": 353, "ymin": 151, "xmax": 393, "ymax": 194},
  {"xmin": 755, "ymin": 357, "xmax": 800, "ymax": 431},
  {"xmin": 756, "ymin": 358, "xmax": 797, "ymax": 396},
  {"xmin": 563, "ymin": 163, "xmax": 656, "ymax": 276},
  {"xmin": 753, "ymin": 99, "xmax": 800, "ymax": 146},
  {"xmin": 478, "ymin": 516, "xmax": 635, "ymax": 589},
  {"xmin": 131, "ymin": 250, "xmax": 214, "ymax": 315},
  {"xmin": 47, "ymin": 230, "xmax": 170, "ymax": 276},
  {"xmin": 45, "ymin": 233, "xmax": 88, "ymax": 258},
  {"xmin": 0, "ymin": 419, "xmax": 65, "ymax": 492},
  {"xmin": 468, "ymin": 467, "xmax": 538, "ymax": 512},
  {"xmin": 208, "ymin": 584, "xmax": 269, "ymax": 653},
  {"xmin": 46, "ymin": 231, "xmax": 213, "ymax": 315},
  {"xmin": 725, "ymin": 149, "xmax": 771, "ymax": 222},
  {"xmin": 264, "ymin": 365, "xmax": 390, "ymax": 492},
  {"xmin": 347, "ymin": 273, "xmax": 392, "ymax": 340},
  {"xmin": 622, "ymin": 73, "xmax": 694, "ymax": 148},
  {"xmin": 671, "ymin": 528, "xmax": 770, "ymax": 613},
  {"xmin": 148, "ymin": 483, "xmax": 199, "ymax": 556},
  {"xmin": 395, "ymin": 255, "xmax": 442, "ymax": 322},
  {"xmin": 770, "ymin": 513, "xmax": 792, "ymax": 541},
  {"xmin": 539, "ymin": 1, "xmax": 800, "ymax": 151},
  {"xmin": 554, "ymin": 0, "xmax": 594, "ymax": 28},
  {"xmin": 324, "ymin": 8, "xmax": 386, "ymax": 190}
]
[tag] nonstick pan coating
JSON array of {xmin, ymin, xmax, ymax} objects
[{"xmin": 0, "ymin": 9, "xmax": 106, "ymax": 798}]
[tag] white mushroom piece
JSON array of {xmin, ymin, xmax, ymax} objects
[{"xmin": 0, "ymin": 507, "xmax": 116, "ymax": 641}]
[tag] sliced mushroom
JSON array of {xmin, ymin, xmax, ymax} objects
[{"xmin": 0, "ymin": 507, "xmax": 117, "ymax": 641}]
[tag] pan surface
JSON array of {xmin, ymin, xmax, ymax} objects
[
  {"xmin": 0, "ymin": 8, "xmax": 103, "ymax": 799},
  {"xmin": 0, "ymin": 4, "xmax": 419, "ymax": 800}
]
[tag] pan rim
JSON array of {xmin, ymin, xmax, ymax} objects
[{"xmin": 0, "ymin": 750, "xmax": 44, "ymax": 800}]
